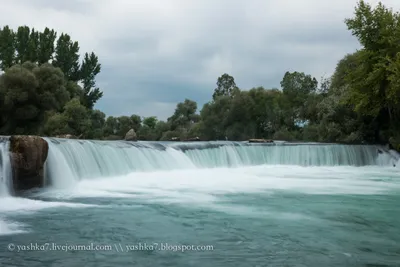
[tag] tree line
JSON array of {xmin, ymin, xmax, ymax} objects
[{"xmin": 0, "ymin": 1, "xmax": 399, "ymax": 151}]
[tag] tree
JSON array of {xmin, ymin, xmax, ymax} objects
[
  {"xmin": 15, "ymin": 26, "xmax": 31, "ymax": 64},
  {"xmin": 130, "ymin": 114, "xmax": 142, "ymax": 131},
  {"xmin": 44, "ymin": 98, "xmax": 91, "ymax": 137},
  {"xmin": 53, "ymin": 33, "xmax": 80, "ymax": 81},
  {"xmin": 116, "ymin": 116, "xmax": 133, "ymax": 137},
  {"xmin": 280, "ymin": 71, "xmax": 318, "ymax": 107},
  {"xmin": 224, "ymin": 91, "xmax": 256, "ymax": 140},
  {"xmin": 200, "ymin": 96, "xmax": 232, "ymax": 140},
  {"xmin": 103, "ymin": 116, "xmax": 118, "ymax": 137},
  {"xmin": 88, "ymin": 109, "xmax": 106, "ymax": 139},
  {"xmin": 0, "ymin": 26, "xmax": 16, "ymax": 70},
  {"xmin": 0, "ymin": 62, "xmax": 71, "ymax": 135},
  {"xmin": 280, "ymin": 71, "xmax": 318, "ymax": 126},
  {"xmin": 168, "ymin": 99, "xmax": 198, "ymax": 130},
  {"xmin": 212, "ymin": 73, "xmax": 240, "ymax": 100},
  {"xmin": 62, "ymin": 98, "xmax": 91, "ymax": 136},
  {"xmin": 79, "ymin": 52, "xmax": 103, "ymax": 109},
  {"xmin": 27, "ymin": 28, "xmax": 39, "ymax": 63},
  {"xmin": 38, "ymin": 27, "xmax": 57, "ymax": 64},
  {"xmin": 142, "ymin": 116, "xmax": 158, "ymax": 129},
  {"xmin": 344, "ymin": 0, "xmax": 400, "ymax": 142}
]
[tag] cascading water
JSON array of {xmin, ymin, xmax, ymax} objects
[
  {"xmin": 0, "ymin": 139, "xmax": 12, "ymax": 196},
  {"xmin": 44, "ymin": 138, "xmax": 399, "ymax": 188}
]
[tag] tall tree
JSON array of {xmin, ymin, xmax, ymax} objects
[
  {"xmin": 38, "ymin": 27, "xmax": 57, "ymax": 64},
  {"xmin": 27, "ymin": 28, "xmax": 39, "ymax": 63},
  {"xmin": 79, "ymin": 52, "xmax": 103, "ymax": 109},
  {"xmin": 280, "ymin": 71, "xmax": 318, "ymax": 126},
  {"xmin": 0, "ymin": 26, "xmax": 15, "ymax": 70},
  {"xmin": 53, "ymin": 33, "xmax": 80, "ymax": 81},
  {"xmin": 280, "ymin": 71, "xmax": 318, "ymax": 106},
  {"xmin": 344, "ymin": 0, "xmax": 400, "ymax": 141},
  {"xmin": 15, "ymin": 26, "xmax": 31, "ymax": 64},
  {"xmin": 212, "ymin": 73, "xmax": 239, "ymax": 100}
]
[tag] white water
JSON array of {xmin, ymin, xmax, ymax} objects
[
  {"xmin": 43, "ymin": 138, "xmax": 398, "ymax": 188},
  {"xmin": 44, "ymin": 164, "xmax": 400, "ymax": 197},
  {"xmin": 0, "ymin": 141, "xmax": 12, "ymax": 196}
]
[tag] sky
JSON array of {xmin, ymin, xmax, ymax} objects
[{"xmin": 1, "ymin": 0, "xmax": 399, "ymax": 120}]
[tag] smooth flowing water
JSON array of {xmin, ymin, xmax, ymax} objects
[{"xmin": 0, "ymin": 139, "xmax": 400, "ymax": 267}]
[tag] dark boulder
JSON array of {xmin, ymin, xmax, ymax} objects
[{"xmin": 9, "ymin": 135, "xmax": 49, "ymax": 191}]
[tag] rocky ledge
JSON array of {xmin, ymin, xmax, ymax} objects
[{"xmin": 248, "ymin": 139, "xmax": 274, "ymax": 143}]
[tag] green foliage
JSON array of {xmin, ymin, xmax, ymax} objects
[
  {"xmin": 142, "ymin": 116, "xmax": 158, "ymax": 130},
  {"xmin": 343, "ymin": 0, "xmax": 400, "ymax": 134},
  {"xmin": 280, "ymin": 71, "xmax": 318, "ymax": 125},
  {"xmin": 102, "ymin": 114, "xmax": 143, "ymax": 139},
  {"xmin": 273, "ymin": 128, "xmax": 295, "ymax": 141},
  {"xmin": 0, "ymin": 26, "xmax": 16, "ymax": 70},
  {"xmin": 15, "ymin": 26, "xmax": 31, "ymax": 64},
  {"xmin": 63, "ymin": 98, "xmax": 91, "ymax": 136},
  {"xmin": 80, "ymin": 52, "xmax": 103, "ymax": 109},
  {"xmin": 38, "ymin": 27, "xmax": 57, "ymax": 64},
  {"xmin": 52, "ymin": 33, "xmax": 80, "ymax": 81},
  {"xmin": 44, "ymin": 112, "xmax": 68, "ymax": 136},
  {"xmin": 212, "ymin": 73, "xmax": 240, "ymax": 100},
  {"xmin": 87, "ymin": 109, "xmax": 106, "ymax": 139},
  {"xmin": 168, "ymin": 99, "xmax": 198, "ymax": 130},
  {"xmin": 137, "ymin": 125, "xmax": 156, "ymax": 140},
  {"xmin": 0, "ymin": 62, "xmax": 70, "ymax": 134},
  {"xmin": 130, "ymin": 115, "xmax": 142, "ymax": 131}
]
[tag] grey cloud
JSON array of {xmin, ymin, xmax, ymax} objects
[{"xmin": 14, "ymin": 0, "xmax": 94, "ymax": 14}]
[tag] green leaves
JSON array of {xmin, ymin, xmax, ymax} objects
[
  {"xmin": 345, "ymin": 1, "xmax": 400, "ymax": 53},
  {"xmin": 0, "ymin": 26, "xmax": 16, "ymax": 70},
  {"xmin": 79, "ymin": 52, "xmax": 103, "ymax": 109},
  {"xmin": 0, "ymin": 63, "xmax": 72, "ymax": 135},
  {"xmin": 167, "ymin": 99, "xmax": 198, "ymax": 130},
  {"xmin": 53, "ymin": 33, "xmax": 80, "ymax": 81},
  {"xmin": 212, "ymin": 73, "xmax": 240, "ymax": 100},
  {"xmin": 341, "ymin": 1, "xmax": 400, "ymax": 137},
  {"xmin": 38, "ymin": 27, "xmax": 57, "ymax": 64}
]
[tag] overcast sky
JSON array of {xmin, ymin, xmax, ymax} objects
[{"xmin": 1, "ymin": 0, "xmax": 399, "ymax": 120}]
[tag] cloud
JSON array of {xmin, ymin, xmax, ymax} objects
[{"xmin": 2, "ymin": 0, "xmax": 400, "ymax": 120}]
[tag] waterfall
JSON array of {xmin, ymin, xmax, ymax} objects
[
  {"xmin": 0, "ymin": 139, "xmax": 12, "ymax": 196},
  {"xmin": 43, "ymin": 138, "xmax": 398, "ymax": 188}
]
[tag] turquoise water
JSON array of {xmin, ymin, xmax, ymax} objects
[{"xmin": 1, "ymin": 141, "xmax": 400, "ymax": 266}]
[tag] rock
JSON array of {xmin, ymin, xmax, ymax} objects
[
  {"xmin": 125, "ymin": 129, "xmax": 137, "ymax": 141},
  {"xmin": 248, "ymin": 139, "xmax": 273, "ymax": 143},
  {"xmin": 9, "ymin": 135, "xmax": 49, "ymax": 191},
  {"xmin": 171, "ymin": 137, "xmax": 180, "ymax": 141}
]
